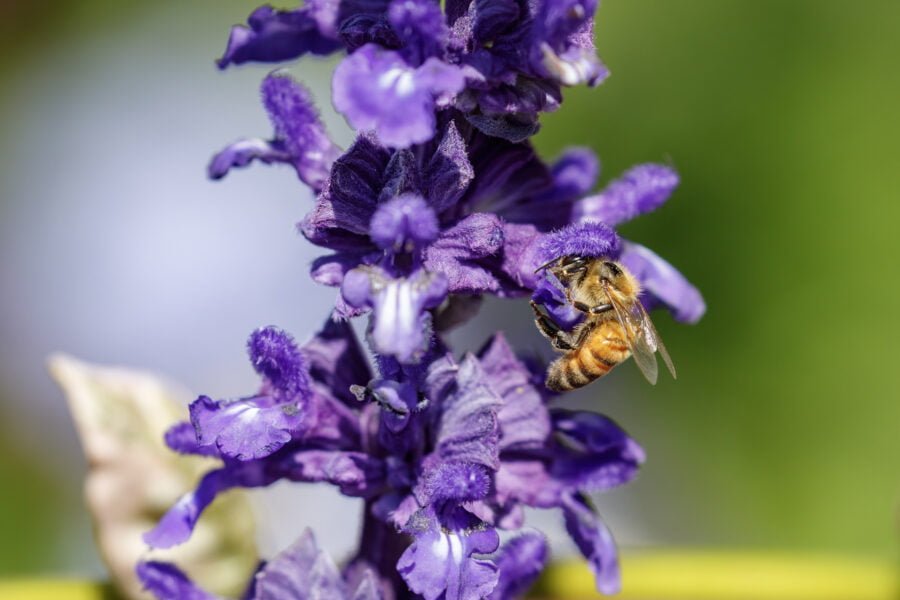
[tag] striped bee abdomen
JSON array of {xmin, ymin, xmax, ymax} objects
[{"xmin": 545, "ymin": 322, "xmax": 632, "ymax": 392}]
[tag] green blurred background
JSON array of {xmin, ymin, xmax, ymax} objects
[{"xmin": 0, "ymin": 0, "xmax": 897, "ymax": 578}]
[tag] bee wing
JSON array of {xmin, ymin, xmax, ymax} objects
[
  {"xmin": 607, "ymin": 290, "xmax": 659, "ymax": 385},
  {"xmin": 632, "ymin": 300, "xmax": 677, "ymax": 380}
]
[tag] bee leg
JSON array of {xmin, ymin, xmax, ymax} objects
[
  {"xmin": 573, "ymin": 301, "xmax": 613, "ymax": 315},
  {"xmin": 559, "ymin": 255, "xmax": 589, "ymax": 276},
  {"xmin": 531, "ymin": 301, "xmax": 577, "ymax": 351}
]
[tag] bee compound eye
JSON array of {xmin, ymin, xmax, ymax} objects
[{"xmin": 603, "ymin": 261, "xmax": 622, "ymax": 277}]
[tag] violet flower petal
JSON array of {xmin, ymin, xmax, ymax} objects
[
  {"xmin": 562, "ymin": 493, "xmax": 621, "ymax": 595},
  {"xmin": 434, "ymin": 354, "xmax": 502, "ymax": 469},
  {"xmin": 423, "ymin": 213, "xmax": 505, "ymax": 294},
  {"xmin": 342, "ymin": 267, "xmax": 448, "ymax": 363},
  {"xmin": 248, "ymin": 326, "xmax": 312, "ymax": 400},
  {"xmin": 543, "ymin": 147, "xmax": 600, "ymax": 204},
  {"xmin": 217, "ymin": 5, "xmax": 341, "ymax": 69},
  {"xmin": 551, "ymin": 410, "xmax": 645, "ymax": 492},
  {"xmin": 488, "ymin": 532, "xmax": 548, "ymax": 600},
  {"xmin": 535, "ymin": 220, "xmax": 620, "ymax": 266},
  {"xmin": 145, "ymin": 447, "xmax": 384, "ymax": 550},
  {"xmin": 253, "ymin": 529, "xmax": 345, "ymax": 600},
  {"xmin": 532, "ymin": 0, "xmax": 598, "ymax": 50},
  {"xmin": 619, "ymin": 241, "xmax": 706, "ymax": 324},
  {"xmin": 472, "ymin": 0, "xmax": 520, "ymax": 43},
  {"xmin": 397, "ymin": 520, "xmax": 500, "ymax": 600},
  {"xmin": 424, "ymin": 120, "xmax": 474, "ymax": 214},
  {"xmin": 493, "ymin": 222, "xmax": 543, "ymax": 294},
  {"xmin": 544, "ymin": 41, "xmax": 608, "ymax": 87},
  {"xmin": 574, "ymin": 164, "xmax": 680, "ymax": 226},
  {"xmin": 144, "ymin": 463, "xmax": 271, "ymax": 549},
  {"xmin": 332, "ymin": 44, "xmax": 465, "ymax": 148},
  {"xmin": 189, "ymin": 394, "xmax": 303, "ymax": 461},
  {"xmin": 310, "ymin": 252, "xmax": 372, "ymax": 288},
  {"xmin": 388, "ymin": 0, "xmax": 448, "ymax": 65},
  {"xmin": 495, "ymin": 458, "xmax": 562, "ymax": 509},
  {"xmin": 302, "ymin": 318, "xmax": 373, "ymax": 406},
  {"xmin": 285, "ymin": 450, "xmax": 386, "ymax": 498},
  {"xmin": 207, "ymin": 138, "xmax": 292, "ymax": 180},
  {"xmin": 302, "ymin": 133, "xmax": 392, "ymax": 251},
  {"xmin": 209, "ymin": 74, "xmax": 339, "ymax": 191},
  {"xmin": 530, "ymin": 267, "xmax": 584, "ymax": 331},
  {"xmin": 477, "ymin": 333, "xmax": 550, "ymax": 450},
  {"xmin": 369, "ymin": 193, "xmax": 439, "ymax": 252},
  {"xmin": 417, "ymin": 461, "xmax": 492, "ymax": 503},
  {"xmin": 262, "ymin": 73, "xmax": 341, "ymax": 190},
  {"xmin": 163, "ymin": 421, "xmax": 218, "ymax": 457},
  {"xmin": 137, "ymin": 561, "xmax": 219, "ymax": 600},
  {"xmin": 530, "ymin": 0, "xmax": 608, "ymax": 87}
]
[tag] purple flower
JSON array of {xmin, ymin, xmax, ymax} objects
[
  {"xmin": 620, "ymin": 241, "xmax": 706, "ymax": 324},
  {"xmin": 368, "ymin": 193, "xmax": 439, "ymax": 252},
  {"xmin": 530, "ymin": 0, "xmax": 608, "ymax": 87},
  {"xmin": 137, "ymin": 561, "xmax": 218, "ymax": 600},
  {"xmin": 217, "ymin": 4, "xmax": 341, "ymax": 69},
  {"xmin": 562, "ymin": 493, "xmax": 621, "ymax": 595},
  {"xmin": 343, "ymin": 266, "xmax": 448, "ymax": 362},
  {"xmin": 573, "ymin": 163, "xmax": 680, "ymax": 226},
  {"xmin": 209, "ymin": 72, "xmax": 340, "ymax": 192},
  {"xmin": 164, "ymin": 326, "xmax": 314, "ymax": 462},
  {"xmin": 398, "ymin": 509, "xmax": 500, "ymax": 600},
  {"xmin": 333, "ymin": 44, "xmax": 466, "ymax": 148}
]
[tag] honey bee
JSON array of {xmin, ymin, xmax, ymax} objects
[{"xmin": 531, "ymin": 255, "xmax": 675, "ymax": 391}]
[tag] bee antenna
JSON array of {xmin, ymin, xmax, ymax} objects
[{"xmin": 534, "ymin": 257, "xmax": 557, "ymax": 274}]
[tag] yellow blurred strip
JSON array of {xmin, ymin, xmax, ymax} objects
[
  {"xmin": 542, "ymin": 552, "xmax": 899, "ymax": 600},
  {"xmin": 0, "ymin": 580, "xmax": 115, "ymax": 600}
]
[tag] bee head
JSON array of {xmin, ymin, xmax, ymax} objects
[{"xmin": 599, "ymin": 260, "xmax": 639, "ymax": 296}]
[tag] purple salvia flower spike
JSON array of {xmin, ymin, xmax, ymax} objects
[{"xmin": 146, "ymin": 0, "xmax": 707, "ymax": 596}]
